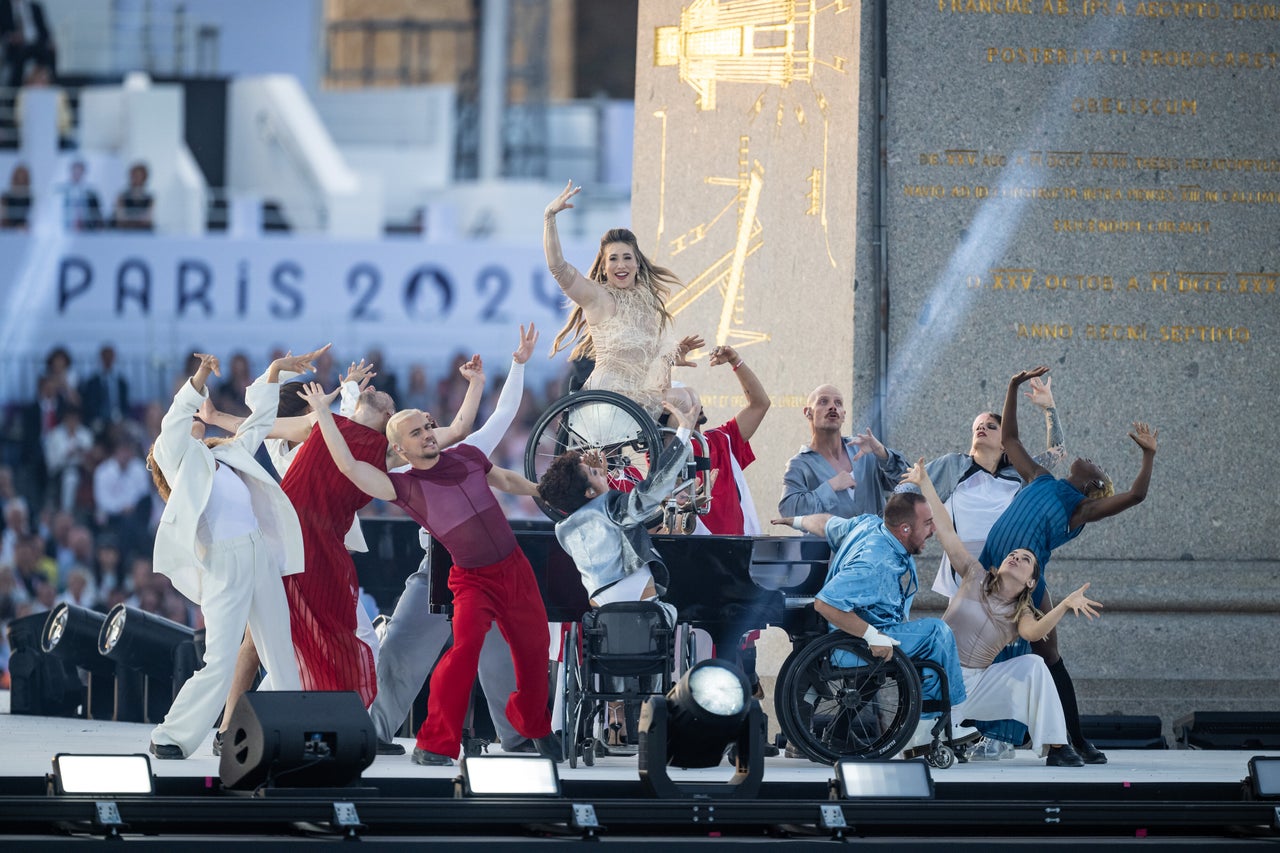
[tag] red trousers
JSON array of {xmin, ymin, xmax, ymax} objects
[{"xmin": 416, "ymin": 548, "xmax": 552, "ymax": 756}]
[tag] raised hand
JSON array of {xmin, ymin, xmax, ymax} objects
[
  {"xmin": 545, "ymin": 179, "xmax": 580, "ymax": 217},
  {"xmin": 297, "ymin": 381, "xmax": 340, "ymax": 414},
  {"xmin": 1011, "ymin": 365, "xmax": 1050, "ymax": 386},
  {"xmin": 1025, "ymin": 374, "xmax": 1055, "ymax": 409},
  {"xmin": 1061, "ymin": 582, "xmax": 1103, "ymax": 620},
  {"xmin": 343, "ymin": 358, "xmax": 377, "ymax": 390},
  {"xmin": 275, "ymin": 343, "xmax": 332, "ymax": 377},
  {"xmin": 194, "ymin": 352, "xmax": 221, "ymax": 378},
  {"xmin": 900, "ymin": 457, "xmax": 926, "ymax": 489},
  {"xmin": 581, "ymin": 448, "xmax": 606, "ymax": 471},
  {"xmin": 673, "ymin": 335, "xmax": 706, "ymax": 368},
  {"xmin": 849, "ymin": 427, "xmax": 886, "ymax": 463},
  {"xmin": 458, "ymin": 354, "xmax": 485, "ymax": 383},
  {"xmin": 1129, "ymin": 421, "xmax": 1158, "ymax": 453},
  {"xmin": 513, "ymin": 323, "xmax": 539, "ymax": 364},
  {"xmin": 708, "ymin": 344, "xmax": 740, "ymax": 368}
]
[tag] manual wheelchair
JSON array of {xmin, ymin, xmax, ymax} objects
[
  {"xmin": 523, "ymin": 389, "xmax": 710, "ymax": 530},
  {"xmin": 559, "ymin": 600, "xmax": 696, "ymax": 767},
  {"xmin": 772, "ymin": 618, "xmax": 969, "ymax": 769}
]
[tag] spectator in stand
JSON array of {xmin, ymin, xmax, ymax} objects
[
  {"xmin": 45, "ymin": 508, "xmax": 73, "ymax": 571},
  {"xmin": 364, "ymin": 349, "xmax": 400, "ymax": 406},
  {"xmin": 55, "ymin": 566, "xmax": 96, "ymax": 608},
  {"xmin": 91, "ymin": 534, "xmax": 123, "ymax": 602},
  {"xmin": 0, "ymin": 0, "xmax": 57, "ymax": 87},
  {"xmin": 60, "ymin": 160, "xmax": 103, "ymax": 231},
  {"xmin": 92, "ymin": 437, "xmax": 151, "ymax": 560},
  {"xmin": 14, "ymin": 63, "xmax": 72, "ymax": 143},
  {"xmin": 401, "ymin": 363, "xmax": 434, "ymax": 413},
  {"xmin": 112, "ymin": 161, "xmax": 154, "ymax": 231},
  {"xmin": 436, "ymin": 352, "xmax": 472, "ymax": 420},
  {"xmin": 43, "ymin": 405, "xmax": 94, "ymax": 513},
  {"xmin": 43, "ymin": 347, "xmax": 80, "ymax": 409},
  {"xmin": 13, "ymin": 376, "xmax": 58, "ymax": 510},
  {"xmin": 1, "ymin": 497, "xmax": 31, "ymax": 568},
  {"xmin": 11, "ymin": 533, "xmax": 56, "ymax": 598},
  {"xmin": 63, "ymin": 523, "xmax": 94, "ymax": 575},
  {"xmin": 1, "ymin": 163, "xmax": 33, "ymax": 229},
  {"xmin": 215, "ymin": 352, "xmax": 254, "ymax": 418},
  {"xmin": 80, "ymin": 344, "xmax": 131, "ymax": 437}
]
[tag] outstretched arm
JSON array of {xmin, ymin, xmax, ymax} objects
[
  {"xmin": 486, "ymin": 465, "xmax": 539, "ymax": 497},
  {"xmin": 901, "ymin": 458, "xmax": 979, "ymax": 580},
  {"xmin": 463, "ymin": 323, "xmax": 539, "ymax": 456},
  {"xmin": 1025, "ymin": 375, "xmax": 1066, "ymax": 471},
  {"xmin": 1071, "ymin": 422, "xmax": 1158, "ymax": 526},
  {"xmin": 1018, "ymin": 583, "xmax": 1102, "ymax": 642},
  {"xmin": 434, "ymin": 355, "xmax": 485, "ymax": 449},
  {"xmin": 543, "ymin": 179, "xmax": 602, "ymax": 312},
  {"xmin": 297, "ymin": 382, "xmax": 397, "ymax": 501},
  {"xmin": 1001, "ymin": 366, "xmax": 1051, "ymax": 482},
  {"xmin": 771, "ymin": 512, "xmax": 834, "ymax": 537},
  {"xmin": 710, "ymin": 344, "xmax": 771, "ymax": 440}
]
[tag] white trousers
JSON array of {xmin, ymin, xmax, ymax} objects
[
  {"xmin": 152, "ymin": 530, "xmax": 300, "ymax": 756},
  {"xmin": 953, "ymin": 656, "xmax": 1067, "ymax": 756}
]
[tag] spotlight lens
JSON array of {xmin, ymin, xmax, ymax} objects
[
  {"xmin": 101, "ymin": 609, "xmax": 126, "ymax": 654},
  {"xmin": 47, "ymin": 608, "xmax": 67, "ymax": 648},
  {"xmin": 689, "ymin": 664, "xmax": 745, "ymax": 717}
]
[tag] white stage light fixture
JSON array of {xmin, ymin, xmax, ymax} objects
[
  {"xmin": 50, "ymin": 753, "xmax": 155, "ymax": 796},
  {"xmin": 834, "ymin": 758, "xmax": 934, "ymax": 799},
  {"xmin": 459, "ymin": 756, "xmax": 561, "ymax": 797},
  {"xmin": 1248, "ymin": 756, "xmax": 1280, "ymax": 799}
]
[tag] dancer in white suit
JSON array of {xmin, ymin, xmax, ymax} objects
[{"xmin": 146, "ymin": 348, "xmax": 323, "ymax": 759}]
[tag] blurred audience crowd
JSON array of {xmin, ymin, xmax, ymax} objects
[{"xmin": 0, "ymin": 341, "xmax": 566, "ymax": 688}]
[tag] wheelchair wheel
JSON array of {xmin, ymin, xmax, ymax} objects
[
  {"xmin": 562, "ymin": 623, "xmax": 582, "ymax": 769},
  {"xmin": 926, "ymin": 743, "xmax": 955, "ymax": 770},
  {"xmin": 776, "ymin": 631, "xmax": 922, "ymax": 765},
  {"xmin": 525, "ymin": 390, "xmax": 664, "ymax": 521}
]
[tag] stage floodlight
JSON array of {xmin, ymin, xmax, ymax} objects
[
  {"xmin": 42, "ymin": 603, "xmax": 118, "ymax": 719},
  {"xmin": 459, "ymin": 756, "xmax": 561, "ymax": 797},
  {"xmin": 50, "ymin": 753, "xmax": 155, "ymax": 796},
  {"xmin": 834, "ymin": 759, "xmax": 934, "ymax": 799},
  {"xmin": 98, "ymin": 604, "xmax": 198, "ymax": 678},
  {"xmin": 663, "ymin": 659, "xmax": 750, "ymax": 768},
  {"xmin": 638, "ymin": 659, "xmax": 766, "ymax": 800},
  {"xmin": 42, "ymin": 603, "xmax": 110, "ymax": 666},
  {"xmin": 1249, "ymin": 756, "xmax": 1280, "ymax": 799}
]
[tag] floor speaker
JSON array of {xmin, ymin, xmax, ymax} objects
[
  {"xmin": 1174, "ymin": 712, "xmax": 1280, "ymax": 750},
  {"xmin": 1080, "ymin": 714, "xmax": 1167, "ymax": 749},
  {"xmin": 219, "ymin": 691, "xmax": 376, "ymax": 790}
]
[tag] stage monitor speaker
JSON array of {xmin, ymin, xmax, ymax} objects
[
  {"xmin": 1080, "ymin": 714, "xmax": 1167, "ymax": 750},
  {"xmin": 218, "ymin": 691, "xmax": 375, "ymax": 791},
  {"xmin": 1174, "ymin": 712, "xmax": 1280, "ymax": 750}
]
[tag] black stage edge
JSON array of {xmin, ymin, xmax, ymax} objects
[{"xmin": 2, "ymin": 774, "xmax": 1278, "ymax": 845}]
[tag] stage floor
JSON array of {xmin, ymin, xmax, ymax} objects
[
  {"xmin": 2, "ymin": 693, "xmax": 1274, "ymax": 789},
  {"xmin": 5, "ymin": 691, "xmax": 1280, "ymax": 846}
]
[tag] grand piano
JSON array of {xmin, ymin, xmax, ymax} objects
[{"xmin": 352, "ymin": 518, "xmax": 832, "ymax": 644}]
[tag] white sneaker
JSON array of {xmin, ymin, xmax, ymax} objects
[
  {"xmin": 968, "ymin": 737, "xmax": 1016, "ymax": 761},
  {"xmin": 950, "ymin": 724, "xmax": 982, "ymax": 748}
]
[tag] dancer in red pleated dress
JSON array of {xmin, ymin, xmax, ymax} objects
[{"xmin": 279, "ymin": 406, "xmax": 391, "ymax": 705}]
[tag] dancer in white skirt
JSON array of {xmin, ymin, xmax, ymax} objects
[{"xmin": 901, "ymin": 460, "xmax": 1102, "ymax": 766}]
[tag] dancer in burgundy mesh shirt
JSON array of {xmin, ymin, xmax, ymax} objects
[{"xmin": 296, "ymin": 381, "xmax": 561, "ymax": 766}]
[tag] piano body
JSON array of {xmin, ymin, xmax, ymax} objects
[{"xmin": 352, "ymin": 519, "xmax": 832, "ymax": 643}]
